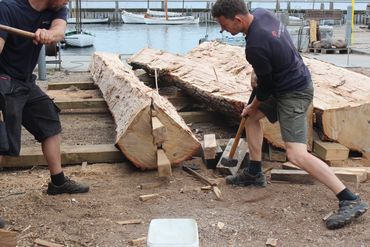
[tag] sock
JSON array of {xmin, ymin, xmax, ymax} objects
[
  {"xmin": 247, "ymin": 160, "xmax": 262, "ymax": 175},
  {"xmin": 336, "ymin": 188, "xmax": 358, "ymax": 201},
  {"xmin": 51, "ymin": 171, "xmax": 66, "ymax": 186}
]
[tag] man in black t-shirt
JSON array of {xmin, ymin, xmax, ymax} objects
[
  {"xmin": 212, "ymin": 0, "xmax": 368, "ymax": 230},
  {"xmin": 0, "ymin": 0, "xmax": 89, "ymax": 228}
]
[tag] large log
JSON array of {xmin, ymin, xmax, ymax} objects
[
  {"xmin": 128, "ymin": 42, "xmax": 370, "ymax": 152},
  {"xmin": 128, "ymin": 42, "xmax": 313, "ymax": 150},
  {"xmin": 90, "ymin": 52, "xmax": 200, "ymax": 169}
]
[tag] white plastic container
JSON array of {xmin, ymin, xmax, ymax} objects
[{"xmin": 147, "ymin": 218, "xmax": 199, "ymax": 247}]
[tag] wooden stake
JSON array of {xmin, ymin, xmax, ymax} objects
[
  {"xmin": 152, "ymin": 117, "xmax": 167, "ymax": 145},
  {"xmin": 157, "ymin": 149, "xmax": 172, "ymax": 177}
]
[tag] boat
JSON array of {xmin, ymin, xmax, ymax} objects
[
  {"xmin": 144, "ymin": 15, "xmax": 199, "ymax": 25},
  {"xmin": 122, "ymin": 10, "xmax": 199, "ymax": 25},
  {"xmin": 64, "ymin": 0, "xmax": 95, "ymax": 47},
  {"xmin": 64, "ymin": 30, "xmax": 95, "ymax": 47},
  {"xmin": 67, "ymin": 17, "xmax": 109, "ymax": 24},
  {"xmin": 122, "ymin": 0, "xmax": 199, "ymax": 25}
]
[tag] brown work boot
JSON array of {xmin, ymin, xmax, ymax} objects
[
  {"xmin": 47, "ymin": 177, "xmax": 89, "ymax": 195},
  {"xmin": 225, "ymin": 169, "xmax": 266, "ymax": 187}
]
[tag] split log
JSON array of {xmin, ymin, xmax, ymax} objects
[
  {"xmin": 90, "ymin": 52, "xmax": 200, "ymax": 169},
  {"xmin": 128, "ymin": 41, "xmax": 370, "ymax": 152}
]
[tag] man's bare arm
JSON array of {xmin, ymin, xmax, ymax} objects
[{"xmin": 33, "ymin": 19, "xmax": 67, "ymax": 45}]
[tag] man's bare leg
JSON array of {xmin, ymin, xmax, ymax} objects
[
  {"xmin": 285, "ymin": 142, "xmax": 345, "ymax": 194},
  {"xmin": 41, "ymin": 134, "xmax": 62, "ymax": 175}
]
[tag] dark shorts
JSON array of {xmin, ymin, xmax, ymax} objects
[
  {"xmin": 258, "ymin": 83, "xmax": 314, "ymax": 144},
  {"xmin": 0, "ymin": 76, "xmax": 62, "ymax": 156}
]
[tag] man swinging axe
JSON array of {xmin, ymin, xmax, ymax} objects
[{"xmin": 212, "ymin": 0, "xmax": 368, "ymax": 230}]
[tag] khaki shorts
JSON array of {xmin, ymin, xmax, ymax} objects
[{"xmin": 258, "ymin": 83, "xmax": 313, "ymax": 144}]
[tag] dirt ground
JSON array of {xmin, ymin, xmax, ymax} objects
[{"xmin": 1, "ymin": 71, "xmax": 370, "ymax": 247}]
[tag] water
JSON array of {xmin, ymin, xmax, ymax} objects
[{"xmin": 61, "ymin": 23, "xmax": 239, "ymax": 56}]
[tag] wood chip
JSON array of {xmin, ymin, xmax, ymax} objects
[
  {"xmin": 34, "ymin": 238, "xmax": 64, "ymax": 247},
  {"xmin": 116, "ymin": 219, "xmax": 142, "ymax": 225},
  {"xmin": 266, "ymin": 238, "xmax": 278, "ymax": 246},
  {"xmin": 129, "ymin": 237, "xmax": 147, "ymax": 246},
  {"xmin": 139, "ymin": 193, "xmax": 160, "ymax": 202}
]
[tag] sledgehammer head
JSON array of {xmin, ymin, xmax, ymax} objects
[{"xmin": 220, "ymin": 157, "xmax": 238, "ymax": 167}]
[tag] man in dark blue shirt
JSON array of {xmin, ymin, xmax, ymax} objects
[
  {"xmin": 0, "ymin": 0, "xmax": 89, "ymax": 228},
  {"xmin": 212, "ymin": 0, "xmax": 368, "ymax": 230}
]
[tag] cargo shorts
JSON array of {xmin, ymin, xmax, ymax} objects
[
  {"xmin": 258, "ymin": 83, "xmax": 314, "ymax": 144},
  {"xmin": 0, "ymin": 75, "xmax": 62, "ymax": 156}
]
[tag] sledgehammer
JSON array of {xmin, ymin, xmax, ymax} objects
[{"xmin": 220, "ymin": 89, "xmax": 256, "ymax": 167}]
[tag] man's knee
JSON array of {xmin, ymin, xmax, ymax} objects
[{"xmin": 286, "ymin": 146, "xmax": 308, "ymax": 165}]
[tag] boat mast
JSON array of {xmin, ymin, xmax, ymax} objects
[{"xmin": 165, "ymin": 0, "xmax": 168, "ymax": 20}]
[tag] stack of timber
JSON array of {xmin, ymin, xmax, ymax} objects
[
  {"xmin": 128, "ymin": 41, "xmax": 370, "ymax": 154},
  {"xmin": 89, "ymin": 52, "xmax": 200, "ymax": 169}
]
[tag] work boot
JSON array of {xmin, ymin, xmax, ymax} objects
[
  {"xmin": 225, "ymin": 169, "xmax": 266, "ymax": 187},
  {"xmin": 47, "ymin": 177, "xmax": 89, "ymax": 195},
  {"xmin": 325, "ymin": 197, "xmax": 368, "ymax": 230},
  {"xmin": 0, "ymin": 217, "xmax": 5, "ymax": 228}
]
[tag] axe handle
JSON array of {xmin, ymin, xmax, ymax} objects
[
  {"xmin": 0, "ymin": 24, "xmax": 35, "ymax": 39},
  {"xmin": 228, "ymin": 89, "xmax": 257, "ymax": 159}
]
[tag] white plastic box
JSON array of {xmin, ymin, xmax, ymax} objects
[{"xmin": 147, "ymin": 218, "xmax": 199, "ymax": 247}]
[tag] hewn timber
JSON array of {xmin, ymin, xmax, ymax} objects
[
  {"xmin": 128, "ymin": 41, "xmax": 370, "ymax": 152},
  {"xmin": 128, "ymin": 42, "xmax": 313, "ymax": 149},
  {"xmin": 90, "ymin": 52, "xmax": 200, "ymax": 169}
]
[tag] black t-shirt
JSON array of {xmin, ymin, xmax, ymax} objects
[
  {"xmin": 0, "ymin": 0, "xmax": 67, "ymax": 81},
  {"xmin": 245, "ymin": 8, "xmax": 311, "ymax": 100}
]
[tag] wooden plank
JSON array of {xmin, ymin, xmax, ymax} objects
[
  {"xmin": 203, "ymin": 134, "xmax": 217, "ymax": 159},
  {"xmin": 271, "ymin": 169, "xmax": 315, "ymax": 184},
  {"xmin": 152, "ymin": 117, "xmax": 167, "ymax": 145},
  {"xmin": 34, "ymin": 238, "xmax": 64, "ymax": 247},
  {"xmin": 129, "ymin": 237, "xmax": 147, "ymax": 246},
  {"xmin": 1, "ymin": 144, "xmax": 125, "ymax": 168},
  {"xmin": 55, "ymin": 98, "xmax": 107, "ymax": 110},
  {"xmin": 313, "ymin": 140, "xmax": 349, "ymax": 161},
  {"xmin": 48, "ymin": 81, "xmax": 96, "ymax": 90},
  {"xmin": 0, "ymin": 229, "xmax": 17, "ymax": 247},
  {"xmin": 216, "ymin": 138, "xmax": 249, "ymax": 176},
  {"xmin": 282, "ymin": 162, "xmax": 369, "ymax": 181},
  {"xmin": 309, "ymin": 20, "xmax": 317, "ymax": 42},
  {"xmin": 157, "ymin": 149, "xmax": 172, "ymax": 177}
]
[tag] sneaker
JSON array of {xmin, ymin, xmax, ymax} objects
[
  {"xmin": 225, "ymin": 169, "xmax": 266, "ymax": 187},
  {"xmin": 325, "ymin": 197, "xmax": 369, "ymax": 230},
  {"xmin": 0, "ymin": 217, "xmax": 5, "ymax": 228},
  {"xmin": 47, "ymin": 177, "xmax": 90, "ymax": 195}
]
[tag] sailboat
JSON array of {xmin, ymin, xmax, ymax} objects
[
  {"xmin": 122, "ymin": 0, "xmax": 199, "ymax": 25},
  {"xmin": 64, "ymin": 0, "xmax": 95, "ymax": 47}
]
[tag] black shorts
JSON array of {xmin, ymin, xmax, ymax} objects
[{"xmin": 0, "ymin": 76, "xmax": 62, "ymax": 156}]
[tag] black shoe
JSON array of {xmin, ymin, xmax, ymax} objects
[
  {"xmin": 0, "ymin": 217, "xmax": 5, "ymax": 228},
  {"xmin": 325, "ymin": 197, "xmax": 369, "ymax": 230},
  {"xmin": 225, "ymin": 169, "xmax": 266, "ymax": 187},
  {"xmin": 47, "ymin": 177, "xmax": 89, "ymax": 195}
]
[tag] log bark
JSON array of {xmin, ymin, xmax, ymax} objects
[
  {"xmin": 128, "ymin": 42, "xmax": 370, "ymax": 152},
  {"xmin": 90, "ymin": 52, "xmax": 200, "ymax": 169}
]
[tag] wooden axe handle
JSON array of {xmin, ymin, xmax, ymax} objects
[
  {"xmin": 0, "ymin": 24, "xmax": 35, "ymax": 39},
  {"xmin": 227, "ymin": 89, "xmax": 257, "ymax": 159}
]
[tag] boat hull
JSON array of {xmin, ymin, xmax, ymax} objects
[{"xmin": 64, "ymin": 32, "xmax": 95, "ymax": 47}]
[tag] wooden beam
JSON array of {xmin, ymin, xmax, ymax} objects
[
  {"xmin": 157, "ymin": 149, "xmax": 172, "ymax": 177},
  {"xmin": 268, "ymin": 144, "xmax": 287, "ymax": 162},
  {"xmin": 0, "ymin": 229, "xmax": 16, "ymax": 247},
  {"xmin": 48, "ymin": 81, "xmax": 96, "ymax": 90},
  {"xmin": 313, "ymin": 140, "xmax": 349, "ymax": 161},
  {"xmin": 203, "ymin": 134, "xmax": 217, "ymax": 159},
  {"xmin": 152, "ymin": 117, "xmax": 167, "ymax": 145},
  {"xmin": 1, "ymin": 144, "xmax": 125, "ymax": 168},
  {"xmin": 309, "ymin": 20, "xmax": 317, "ymax": 42},
  {"xmin": 271, "ymin": 169, "xmax": 315, "ymax": 184},
  {"xmin": 54, "ymin": 98, "xmax": 107, "ymax": 110}
]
